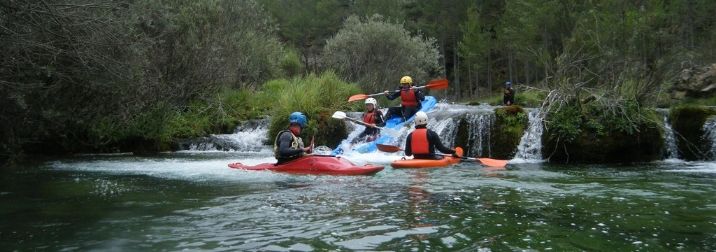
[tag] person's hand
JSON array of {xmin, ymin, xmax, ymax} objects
[
  {"xmin": 383, "ymin": 90, "xmax": 390, "ymax": 95},
  {"xmin": 302, "ymin": 146, "xmax": 313, "ymax": 154}
]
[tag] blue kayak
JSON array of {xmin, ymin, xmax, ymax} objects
[{"xmin": 332, "ymin": 96, "xmax": 438, "ymax": 155}]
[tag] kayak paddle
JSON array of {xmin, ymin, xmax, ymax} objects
[
  {"xmin": 332, "ymin": 111, "xmax": 400, "ymax": 136},
  {"xmin": 376, "ymin": 144, "xmax": 508, "ymax": 168},
  {"xmin": 347, "ymin": 79, "xmax": 449, "ymax": 102}
]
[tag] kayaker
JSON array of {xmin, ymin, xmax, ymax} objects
[
  {"xmin": 405, "ymin": 111, "xmax": 461, "ymax": 160},
  {"xmin": 384, "ymin": 75, "xmax": 425, "ymax": 121},
  {"xmin": 352, "ymin": 98, "xmax": 386, "ymax": 143},
  {"xmin": 274, "ymin": 112, "xmax": 312, "ymax": 164},
  {"xmin": 503, "ymin": 81, "xmax": 515, "ymax": 106}
]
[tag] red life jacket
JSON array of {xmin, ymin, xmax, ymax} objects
[
  {"xmin": 363, "ymin": 111, "xmax": 376, "ymax": 124},
  {"xmin": 410, "ymin": 128, "xmax": 430, "ymax": 155},
  {"xmin": 400, "ymin": 88, "xmax": 418, "ymax": 107}
]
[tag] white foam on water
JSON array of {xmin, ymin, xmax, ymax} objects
[
  {"xmin": 49, "ymin": 155, "xmax": 292, "ymax": 183},
  {"xmin": 662, "ymin": 161, "xmax": 716, "ymax": 173},
  {"xmin": 703, "ymin": 117, "xmax": 716, "ymax": 160}
]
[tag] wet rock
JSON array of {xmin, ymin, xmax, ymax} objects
[
  {"xmin": 670, "ymin": 106, "xmax": 716, "ymax": 160},
  {"xmin": 489, "ymin": 105, "xmax": 528, "ymax": 159},
  {"xmin": 672, "ymin": 63, "xmax": 716, "ymax": 98}
]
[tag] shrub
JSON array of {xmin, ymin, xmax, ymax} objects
[{"xmin": 322, "ymin": 15, "xmax": 443, "ymax": 93}]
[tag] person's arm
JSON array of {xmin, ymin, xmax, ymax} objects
[
  {"xmin": 374, "ymin": 111, "xmax": 386, "ymax": 127},
  {"xmin": 416, "ymin": 89, "xmax": 425, "ymax": 102},
  {"xmin": 404, "ymin": 133, "xmax": 413, "ymax": 156},
  {"xmin": 428, "ymin": 130, "xmax": 455, "ymax": 155},
  {"xmin": 385, "ymin": 88, "xmax": 401, "ymax": 100},
  {"xmin": 278, "ymin": 132, "xmax": 303, "ymax": 157}
]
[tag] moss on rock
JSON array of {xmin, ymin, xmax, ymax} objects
[
  {"xmin": 489, "ymin": 105, "xmax": 528, "ymax": 159},
  {"xmin": 542, "ymin": 108, "xmax": 664, "ymax": 163}
]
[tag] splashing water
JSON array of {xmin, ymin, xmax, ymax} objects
[
  {"xmin": 181, "ymin": 118, "xmax": 270, "ymax": 152},
  {"xmin": 703, "ymin": 117, "xmax": 716, "ymax": 160},
  {"xmin": 658, "ymin": 109, "xmax": 680, "ymax": 160},
  {"xmin": 514, "ymin": 109, "xmax": 543, "ymax": 162}
]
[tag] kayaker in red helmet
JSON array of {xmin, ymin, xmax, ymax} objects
[
  {"xmin": 384, "ymin": 75, "xmax": 425, "ymax": 121},
  {"xmin": 352, "ymin": 98, "xmax": 386, "ymax": 143},
  {"xmin": 274, "ymin": 112, "xmax": 312, "ymax": 164},
  {"xmin": 405, "ymin": 111, "xmax": 460, "ymax": 160}
]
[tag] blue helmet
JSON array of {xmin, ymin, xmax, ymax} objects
[
  {"xmin": 289, "ymin": 112, "xmax": 307, "ymax": 128},
  {"xmin": 505, "ymin": 81, "xmax": 512, "ymax": 87}
]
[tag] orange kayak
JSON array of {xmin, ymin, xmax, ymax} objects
[{"xmin": 391, "ymin": 147, "xmax": 464, "ymax": 169}]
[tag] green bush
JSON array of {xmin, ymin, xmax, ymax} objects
[
  {"xmin": 322, "ymin": 15, "xmax": 442, "ymax": 92},
  {"xmin": 267, "ymin": 72, "xmax": 361, "ymax": 147}
]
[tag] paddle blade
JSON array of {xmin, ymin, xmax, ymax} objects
[
  {"xmin": 332, "ymin": 111, "xmax": 347, "ymax": 119},
  {"xmin": 348, "ymin": 94, "xmax": 369, "ymax": 102},
  {"xmin": 376, "ymin": 144, "xmax": 402, "ymax": 153},
  {"xmin": 426, "ymin": 79, "xmax": 449, "ymax": 90},
  {"xmin": 477, "ymin": 158, "xmax": 508, "ymax": 168}
]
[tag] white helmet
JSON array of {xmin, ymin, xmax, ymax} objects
[
  {"xmin": 414, "ymin": 111, "xmax": 428, "ymax": 126},
  {"xmin": 365, "ymin": 98, "xmax": 378, "ymax": 106}
]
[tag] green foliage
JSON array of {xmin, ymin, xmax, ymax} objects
[
  {"xmin": 267, "ymin": 72, "xmax": 361, "ymax": 147},
  {"xmin": 322, "ymin": 15, "xmax": 442, "ymax": 92},
  {"xmin": 467, "ymin": 89, "xmax": 546, "ymax": 108}
]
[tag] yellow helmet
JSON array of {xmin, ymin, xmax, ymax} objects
[{"xmin": 400, "ymin": 76, "xmax": 413, "ymax": 85}]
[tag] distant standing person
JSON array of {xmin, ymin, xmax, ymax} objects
[
  {"xmin": 503, "ymin": 81, "xmax": 515, "ymax": 106},
  {"xmin": 384, "ymin": 75, "xmax": 425, "ymax": 121}
]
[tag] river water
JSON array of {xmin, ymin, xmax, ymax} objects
[{"xmin": 1, "ymin": 151, "xmax": 715, "ymax": 251}]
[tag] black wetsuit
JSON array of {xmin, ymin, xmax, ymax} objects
[
  {"xmin": 385, "ymin": 87, "xmax": 425, "ymax": 121},
  {"xmin": 404, "ymin": 125, "xmax": 456, "ymax": 160},
  {"xmin": 503, "ymin": 87, "xmax": 515, "ymax": 105}
]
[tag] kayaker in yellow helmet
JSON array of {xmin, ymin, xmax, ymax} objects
[
  {"xmin": 405, "ymin": 111, "xmax": 460, "ymax": 160},
  {"xmin": 274, "ymin": 112, "xmax": 312, "ymax": 164},
  {"xmin": 384, "ymin": 76, "xmax": 425, "ymax": 121}
]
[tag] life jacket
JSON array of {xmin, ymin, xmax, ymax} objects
[
  {"xmin": 363, "ymin": 110, "xmax": 376, "ymax": 124},
  {"xmin": 273, "ymin": 130, "xmax": 304, "ymax": 159},
  {"xmin": 400, "ymin": 88, "xmax": 418, "ymax": 107},
  {"xmin": 410, "ymin": 128, "xmax": 430, "ymax": 155}
]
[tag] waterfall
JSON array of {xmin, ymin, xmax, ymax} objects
[
  {"xmin": 179, "ymin": 117, "xmax": 270, "ymax": 152},
  {"xmin": 657, "ymin": 109, "xmax": 679, "ymax": 160},
  {"xmin": 703, "ymin": 117, "xmax": 716, "ymax": 160},
  {"xmin": 464, "ymin": 113, "xmax": 493, "ymax": 157},
  {"xmin": 514, "ymin": 109, "xmax": 543, "ymax": 161}
]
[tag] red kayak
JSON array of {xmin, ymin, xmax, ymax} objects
[{"xmin": 228, "ymin": 155, "xmax": 384, "ymax": 175}]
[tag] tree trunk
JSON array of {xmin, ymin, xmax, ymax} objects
[
  {"xmin": 453, "ymin": 40, "xmax": 460, "ymax": 100},
  {"xmin": 524, "ymin": 58, "xmax": 530, "ymax": 86},
  {"xmin": 508, "ymin": 51, "xmax": 514, "ymax": 83},
  {"xmin": 487, "ymin": 49, "xmax": 492, "ymax": 97}
]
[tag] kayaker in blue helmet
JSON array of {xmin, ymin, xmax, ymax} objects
[
  {"xmin": 384, "ymin": 76, "xmax": 425, "ymax": 121},
  {"xmin": 274, "ymin": 112, "xmax": 312, "ymax": 164},
  {"xmin": 352, "ymin": 98, "xmax": 386, "ymax": 144},
  {"xmin": 503, "ymin": 81, "xmax": 515, "ymax": 106},
  {"xmin": 405, "ymin": 111, "xmax": 460, "ymax": 160}
]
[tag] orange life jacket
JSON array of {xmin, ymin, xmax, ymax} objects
[
  {"xmin": 363, "ymin": 110, "xmax": 376, "ymax": 124},
  {"xmin": 400, "ymin": 88, "xmax": 418, "ymax": 107},
  {"xmin": 410, "ymin": 128, "xmax": 430, "ymax": 155}
]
